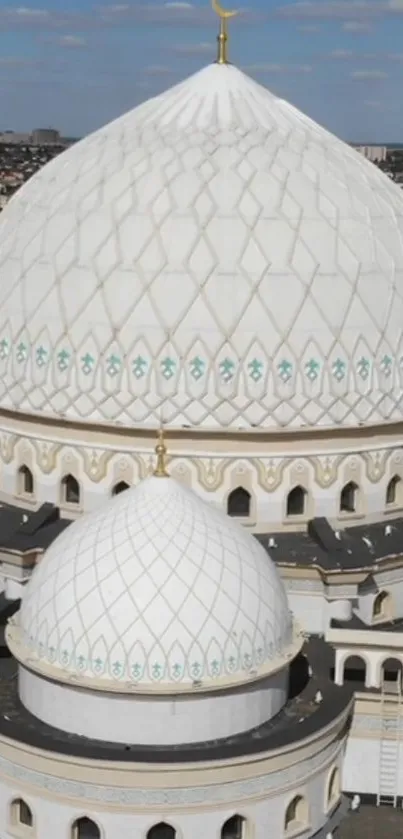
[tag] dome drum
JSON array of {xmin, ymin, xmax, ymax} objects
[{"xmin": 16, "ymin": 660, "xmax": 291, "ymax": 745}]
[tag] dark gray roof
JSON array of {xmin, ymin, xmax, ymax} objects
[
  {"xmin": 0, "ymin": 502, "xmax": 70, "ymax": 553},
  {"xmin": 0, "ymin": 638, "xmax": 352, "ymax": 764},
  {"xmin": 256, "ymin": 515, "xmax": 403, "ymax": 573}
]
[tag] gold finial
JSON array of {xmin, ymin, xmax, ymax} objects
[
  {"xmin": 211, "ymin": 0, "xmax": 239, "ymax": 65},
  {"xmin": 154, "ymin": 427, "xmax": 169, "ymax": 478}
]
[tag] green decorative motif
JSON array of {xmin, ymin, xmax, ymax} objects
[
  {"xmin": 152, "ymin": 662, "xmax": 163, "ymax": 679},
  {"xmin": 161, "ymin": 357, "xmax": 176, "ymax": 380},
  {"xmin": 248, "ymin": 358, "xmax": 263, "ymax": 383},
  {"xmin": 189, "ymin": 356, "xmax": 205, "ymax": 381},
  {"xmin": 57, "ymin": 348, "xmax": 70, "ymax": 372},
  {"xmin": 380, "ymin": 354, "xmax": 392, "ymax": 377},
  {"xmin": 16, "ymin": 342, "xmax": 27, "ymax": 363},
  {"xmin": 132, "ymin": 355, "xmax": 147, "ymax": 379},
  {"xmin": 106, "ymin": 354, "xmax": 121, "ymax": 378},
  {"xmin": 278, "ymin": 359, "xmax": 292, "ymax": 383},
  {"xmin": 357, "ymin": 356, "xmax": 370, "ymax": 380},
  {"xmin": 81, "ymin": 352, "xmax": 95, "ymax": 375},
  {"xmin": 0, "ymin": 338, "xmax": 9, "ymax": 360},
  {"xmin": 243, "ymin": 653, "xmax": 252, "ymax": 669},
  {"xmin": 36, "ymin": 345, "xmax": 48, "ymax": 368},
  {"xmin": 131, "ymin": 662, "xmax": 142, "ymax": 680},
  {"xmin": 210, "ymin": 659, "xmax": 221, "ymax": 676},
  {"xmin": 61, "ymin": 649, "xmax": 69, "ymax": 666},
  {"xmin": 305, "ymin": 358, "xmax": 320, "ymax": 382},
  {"xmin": 93, "ymin": 657, "xmax": 103, "ymax": 674},
  {"xmin": 191, "ymin": 661, "xmax": 202, "ymax": 678},
  {"xmin": 77, "ymin": 654, "xmax": 86, "ymax": 671},
  {"xmin": 227, "ymin": 655, "xmax": 237, "ymax": 672},
  {"xmin": 172, "ymin": 662, "xmax": 183, "ymax": 679},
  {"xmin": 112, "ymin": 660, "xmax": 123, "ymax": 677},
  {"xmin": 219, "ymin": 357, "xmax": 235, "ymax": 383},
  {"xmin": 332, "ymin": 358, "xmax": 346, "ymax": 382}
]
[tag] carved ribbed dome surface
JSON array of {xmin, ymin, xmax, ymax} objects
[
  {"xmin": 19, "ymin": 476, "xmax": 292, "ymax": 688},
  {"xmin": 0, "ymin": 62, "xmax": 402, "ymax": 428}
]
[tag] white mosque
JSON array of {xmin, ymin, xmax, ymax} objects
[{"xmin": 0, "ymin": 4, "xmax": 402, "ymax": 838}]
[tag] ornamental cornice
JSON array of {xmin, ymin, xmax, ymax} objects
[
  {"xmin": 6, "ymin": 444, "xmax": 403, "ymax": 492},
  {"xmin": 0, "ymin": 735, "xmax": 345, "ymax": 808}
]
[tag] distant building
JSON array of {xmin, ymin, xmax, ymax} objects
[
  {"xmin": 0, "ymin": 131, "xmax": 30, "ymax": 145},
  {"xmin": 354, "ymin": 144, "xmax": 388, "ymax": 163},
  {"xmin": 30, "ymin": 127, "xmax": 61, "ymax": 146}
]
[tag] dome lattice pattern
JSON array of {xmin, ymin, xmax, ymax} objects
[
  {"xmin": 0, "ymin": 64, "xmax": 403, "ymax": 428},
  {"xmin": 19, "ymin": 477, "xmax": 292, "ymax": 687}
]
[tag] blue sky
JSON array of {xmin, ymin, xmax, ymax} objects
[{"xmin": 0, "ymin": 0, "xmax": 402, "ymax": 141}]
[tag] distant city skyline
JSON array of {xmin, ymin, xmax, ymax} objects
[{"xmin": 0, "ymin": 0, "xmax": 402, "ymax": 142}]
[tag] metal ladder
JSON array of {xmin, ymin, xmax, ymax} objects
[{"xmin": 377, "ymin": 672, "xmax": 401, "ymax": 807}]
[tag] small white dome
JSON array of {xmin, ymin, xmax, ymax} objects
[
  {"xmin": 0, "ymin": 63, "xmax": 402, "ymax": 429},
  {"xmin": 18, "ymin": 474, "xmax": 293, "ymax": 689}
]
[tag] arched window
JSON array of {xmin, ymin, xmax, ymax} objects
[
  {"xmin": 284, "ymin": 795, "xmax": 308, "ymax": 833},
  {"xmin": 112, "ymin": 481, "xmax": 130, "ymax": 496},
  {"xmin": 227, "ymin": 487, "xmax": 251, "ymax": 518},
  {"xmin": 10, "ymin": 798, "xmax": 32, "ymax": 828},
  {"xmin": 326, "ymin": 767, "xmax": 341, "ymax": 810},
  {"xmin": 342, "ymin": 654, "xmax": 366, "ymax": 684},
  {"xmin": 10, "ymin": 798, "xmax": 33, "ymax": 829},
  {"xmin": 221, "ymin": 815, "xmax": 246, "ymax": 839},
  {"xmin": 340, "ymin": 481, "xmax": 358, "ymax": 514},
  {"xmin": 286, "ymin": 485, "xmax": 306, "ymax": 517},
  {"xmin": 386, "ymin": 475, "xmax": 402, "ymax": 506},
  {"xmin": 18, "ymin": 464, "xmax": 34, "ymax": 495},
  {"xmin": 146, "ymin": 824, "xmax": 176, "ymax": 839},
  {"xmin": 373, "ymin": 590, "xmax": 392, "ymax": 622},
  {"xmin": 381, "ymin": 657, "xmax": 402, "ymax": 685},
  {"xmin": 72, "ymin": 817, "xmax": 101, "ymax": 839},
  {"xmin": 61, "ymin": 474, "xmax": 80, "ymax": 505}
]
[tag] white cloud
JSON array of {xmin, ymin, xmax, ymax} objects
[
  {"xmin": 13, "ymin": 6, "xmax": 49, "ymax": 16},
  {"xmin": 58, "ymin": 35, "xmax": 87, "ymax": 47},
  {"xmin": 169, "ymin": 41, "xmax": 214, "ymax": 55},
  {"xmin": 330, "ymin": 48, "xmax": 353, "ymax": 57},
  {"xmin": 245, "ymin": 62, "xmax": 313, "ymax": 74},
  {"xmin": 342, "ymin": 20, "xmax": 371, "ymax": 30},
  {"xmin": 351, "ymin": 69, "xmax": 388, "ymax": 78}
]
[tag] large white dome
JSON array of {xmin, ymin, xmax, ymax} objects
[
  {"xmin": 17, "ymin": 473, "xmax": 293, "ymax": 689},
  {"xmin": 0, "ymin": 62, "xmax": 402, "ymax": 429}
]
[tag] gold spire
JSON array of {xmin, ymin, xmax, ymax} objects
[
  {"xmin": 154, "ymin": 427, "xmax": 169, "ymax": 478},
  {"xmin": 211, "ymin": 0, "xmax": 239, "ymax": 65}
]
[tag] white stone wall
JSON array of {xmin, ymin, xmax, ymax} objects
[
  {"xmin": 284, "ymin": 590, "xmax": 327, "ymax": 634},
  {"xmin": 19, "ymin": 667, "xmax": 289, "ymax": 745},
  {"xmin": 0, "ymin": 737, "xmax": 345, "ymax": 839},
  {"xmin": 343, "ymin": 737, "xmax": 379, "ymax": 794}
]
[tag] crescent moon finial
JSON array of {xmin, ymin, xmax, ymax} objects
[{"xmin": 211, "ymin": 0, "xmax": 239, "ymax": 65}]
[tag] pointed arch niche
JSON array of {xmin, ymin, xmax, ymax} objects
[
  {"xmin": 221, "ymin": 815, "xmax": 248, "ymax": 839},
  {"xmin": 386, "ymin": 474, "xmax": 403, "ymax": 508},
  {"xmin": 227, "ymin": 486, "xmax": 252, "ymax": 519},
  {"xmin": 146, "ymin": 824, "xmax": 176, "ymax": 839},
  {"xmin": 71, "ymin": 817, "xmax": 101, "ymax": 839},
  {"xmin": 61, "ymin": 473, "xmax": 81, "ymax": 506},
  {"xmin": 17, "ymin": 464, "xmax": 34, "ymax": 496}
]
